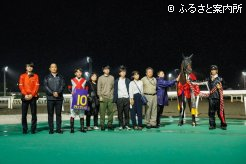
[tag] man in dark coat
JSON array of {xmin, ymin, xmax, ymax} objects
[
  {"xmin": 207, "ymin": 65, "xmax": 227, "ymax": 130},
  {"xmin": 156, "ymin": 70, "xmax": 179, "ymax": 127},
  {"xmin": 44, "ymin": 63, "xmax": 65, "ymax": 134}
]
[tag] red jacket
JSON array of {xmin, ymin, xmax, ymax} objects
[
  {"xmin": 19, "ymin": 73, "xmax": 40, "ymax": 97},
  {"xmin": 177, "ymin": 73, "xmax": 200, "ymax": 98}
]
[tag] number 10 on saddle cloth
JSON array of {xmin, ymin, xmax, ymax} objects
[{"xmin": 71, "ymin": 89, "xmax": 89, "ymax": 111}]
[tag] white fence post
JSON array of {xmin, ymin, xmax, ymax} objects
[{"xmin": 244, "ymin": 96, "xmax": 246, "ymax": 116}]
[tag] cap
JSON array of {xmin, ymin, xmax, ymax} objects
[{"xmin": 210, "ymin": 65, "xmax": 218, "ymax": 70}]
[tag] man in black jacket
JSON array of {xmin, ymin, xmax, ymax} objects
[
  {"xmin": 191, "ymin": 65, "xmax": 227, "ymax": 130},
  {"xmin": 113, "ymin": 66, "xmax": 131, "ymax": 130},
  {"xmin": 44, "ymin": 63, "xmax": 65, "ymax": 134},
  {"xmin": 207, "ymin": 65, "xmax": 227, "ymax": 130}
]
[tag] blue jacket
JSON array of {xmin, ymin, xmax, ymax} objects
[
  {"xmin": 156, "ymin": 77, "xmax": 176, "ymax": 106},
  {"xmin": 113, "ymin": 78, "xmax": 131, "ymax": 103}
]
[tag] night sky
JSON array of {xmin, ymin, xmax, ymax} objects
[{"xmin": 0, "ymin": 1, "xmax": 245, "ymax": 92}]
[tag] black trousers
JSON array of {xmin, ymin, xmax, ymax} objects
[
  {"xmin": 116, "ymin": 98, "xmax": 130, "ymax": 127},
  {"xmin": 209, "ymin": 99, "xmax": 221, "ymax": 127},
  {"xmin": 47, "ymin": 100, "xmax": 63, "ymax": 131},
  {"xmin": 156, "ymin": 105, "xmax": 164, "ymax": 126},
  {"xmin": 85, "ymin": 105, "xmax": 99, "ymax": 127},
  {"xmin": 130, "ymin": 93, "xmax": 143, "ymax": 127},
  {"xmin": 21, "ymin": 98, "xmax": 37, "ymax": 131}
]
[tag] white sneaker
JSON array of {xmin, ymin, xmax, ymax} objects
[
  {"xmin": 119, "ymin": 126, "xmax": 123, "ymax": 130},
  {"xmin": 125, "ymin": 126, "xmax": 131, "ymax": 130},
  {"xmin": 94, "ymin": 126, "xmax": 99, "ymax": 130}
]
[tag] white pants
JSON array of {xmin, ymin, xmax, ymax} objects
[{"xmin": 70, "ymin": 109, "xmax": 84, "ymax": 118}]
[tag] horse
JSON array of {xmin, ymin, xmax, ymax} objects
[{"xmin": 177, "ymin": 54, "xmax": 200, "ymax": 126}]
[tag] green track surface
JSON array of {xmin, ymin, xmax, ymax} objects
[{"xmin": 1, "ymin": 118, "xmax": 246, "ymax": 164}]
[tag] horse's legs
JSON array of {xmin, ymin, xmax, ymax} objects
[
  {"xmin": 178, "ymin": 96, "xmax": 186, "ymax": 126},
  {"xmin": 187, "ymin": 98, "xmax": 196, "ymax": 126}
]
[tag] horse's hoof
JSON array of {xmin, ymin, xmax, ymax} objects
[
  {"xmin": 178, "ymin": 122, "xmax": 183, "ymax": 126},
  {"xmin": 192, "ymin": 122, "xmax": 197, "ymax": 127}
]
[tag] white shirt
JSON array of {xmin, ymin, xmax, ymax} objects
[
  {"xmin": 129, "ymin": 80, "xmax": 143, "ymax": 99},
  {"xmin": 51, "ymin": 73, "xmax": 57, "ymax": 77},
  {"xmin": 211, "ymin": 74, "xmax": 218, "ymax": 81},
  {"xmin": 118, "ymin": 78, "xmax": 129, "ymax": 98}
]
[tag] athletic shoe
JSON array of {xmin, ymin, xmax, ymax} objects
[
  {"xmin": 138, "ymin": 126, "xmax": 143, "ymax": 130},
  {"xmin": 125, "ymin": 126, "xmax": 131, "ymax": 130},
  {"xmin": 94, "ymin": 126, "xmax": 99, "ymax": 130}
]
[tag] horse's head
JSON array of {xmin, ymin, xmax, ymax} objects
[
  {"xmin": 181, "ymin": 54, "xmax": 193, "ymax": 74},
  {"xmin": 179, "ymin": 54, "xmax": 193, "ymax": 84}
]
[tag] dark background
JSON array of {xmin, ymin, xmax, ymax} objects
[{"xmin": 0, "ymin": 1, "xmax": 245, "ymax": 92}]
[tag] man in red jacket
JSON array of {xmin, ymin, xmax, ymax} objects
[{"xmin": 19, "ymin": 62, "xmax": 40, "ymax": 134}]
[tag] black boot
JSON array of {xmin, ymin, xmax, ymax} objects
[
  {"xmin": 220, "ymin": 122, "xmax": 227, "ymax": 130},
  {"xmin": 209, "ymin": 126, "xmax": 216, "ymax": 130},
  {"xmin": 101, "ymin": 125, "xmax": 105, "ymax": 131},
  {"xmin": 70, "ymin": 117, "xmax": 74, "ymax": 133},
  {"xmin": 107, "ymin": 124, "xmax": 114, "ymax": 131},
  {"xmin": 80, "ymin": 118, "xmax": 86, "ymax": 133},
  {"xmin": 56, "ymin": 129, "xmax": 63, "ymax": 134},
  {"xmin": 209, "ymin": 121, "xmax": 216, "ymax": 130},
  {"xmin": 209, "ymin": 118, "xmax": 216, "ymax": 130}
]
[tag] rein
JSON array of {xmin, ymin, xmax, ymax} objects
[{"xmin": 198, "ymin": 83, "xmax": 226, "ymax": 125}]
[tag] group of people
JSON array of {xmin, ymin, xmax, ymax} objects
[{"xmin": 18, "ymin": 61, "xmax": 226, "ymax": 134}]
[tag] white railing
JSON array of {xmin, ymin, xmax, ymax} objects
[
  {"xmin": 1, "ymin": 90, "xmax": 246, "ymax": 114},
  {"xmin": 167, "ymin": 90, "xmax": 246, "ymax": 115},
  {"xmin": 168, "ymin": 90, "xmax": 246, "ymax": 102},
  {"xmin": 0, "ymin": 96, "xmax": 13, "ymax": 109}
]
